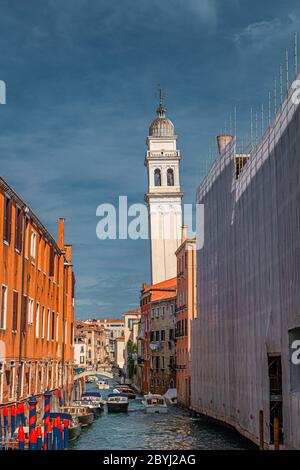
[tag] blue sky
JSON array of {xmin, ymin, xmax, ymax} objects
[{"xmin": 0, "ymin": 0, "xmax": 299, "ymax": 319}]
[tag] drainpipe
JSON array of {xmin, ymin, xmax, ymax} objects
[{"xmin": 17, "ymin": 207, "xmax": 29, "ymax": 400}]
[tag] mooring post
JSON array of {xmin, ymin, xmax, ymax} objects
[
  {"xmin": 259, "ymin": 410, "xmax": 264, "ymax": 450},
  {"xmin": 274, "ymin": 416, "xmax": 280, "ymax": 450}
]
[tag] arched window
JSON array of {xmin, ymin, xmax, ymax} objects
[
  {"xmin": 154, "ymin": 169, "xmax": 161, "ymax": 186},
  {"xmin": 167, "ymin": 168, "xmax": 174, "ymax": 186}
]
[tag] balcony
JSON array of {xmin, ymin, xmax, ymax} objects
[{"xmin": 149, "ymin": 342, "xmax": 161, "ymax": 351}]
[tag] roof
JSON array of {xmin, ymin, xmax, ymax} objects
[
  {"xmin": 141, "ymin": 277, "xmax": 177, "ymax": 302},
  {"xmin": 0, "ymin": 177, "xmax": 61, "ymax": 254}
]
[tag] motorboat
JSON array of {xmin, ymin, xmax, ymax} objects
[
  {"xmin": 97, "ymin": 379, "xmax": 110, "ymax": 390},
  {"xmin": 81, "ymin": 391, "xmax": 105, "ymax": 409},
  {"xmin": 106, "ymin": 393, "xmax": 129, "ymax": 413},
  {"xmin": 142, "ymin": 393, "xmax": 168, "ymax": 414},
  {"xmin": 61, "ymin": 405, "xmax": 94, "ymax": 427},
  {"xmin": 49, "ymin": 412, "xmax": 81, "ymax": 441},
  {"xmin": 113, "ymin": 385, "xmax": 136, "ymax": 399},
  {"xmin": 73, "ymin": 399, "xmax": 102, "ymax": 418}
]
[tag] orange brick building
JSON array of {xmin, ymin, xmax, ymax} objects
[
  {"xmin": 175, "ymin": 226, "xmax": 196, "ymax": 407},
  {"xmin": 138, "ymin": 278, "xmax": 177, "ymax": 395},
  {"xmin": 0, "ymin": 177, "xmax": 75, "ymax": 412}
]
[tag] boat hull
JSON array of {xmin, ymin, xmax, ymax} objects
[
  {"xmin": 107, "ymin": 402, "xmax": 129, "ymax": 413},
  {"xmin": 78, "ymin": 413, "xmax": 94, "ymax": 427},
  {"xmin": 69, "ymin": 424, "xmax": 82, "ymax": 441},
  {"xmin": 144, "ymin": 406, "xmax": 168, "ymax": 414}
]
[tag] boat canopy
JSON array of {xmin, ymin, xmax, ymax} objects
[
  {"xmin": 82, "ymin": 392, "xmax": 102, "ymax": 398},
  {"xmin": 108, "ymin": 393, "xmax": 128, "ymax": 398}
]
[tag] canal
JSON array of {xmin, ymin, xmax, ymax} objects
[{"xmin": 70, "ymin": 378, "xmax": 255, "ymax": 450}]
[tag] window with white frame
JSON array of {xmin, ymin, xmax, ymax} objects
[
  {"xmin": 28, "ymin": 298, "xmax": 34, "ymax": 325},
  {"xmin": 0, "ymin": 284, "xmax": 8, "ymax": 330},
  {"xmin": 9, "ymin": 362, "xmax": 15, "ymax": 400},
  {"xmin": 35, "ymin": 303, "xmax": 40, "ymax": 338},
  {"xmin": 41, "ymin": 307, "xmax": 45, "ymax": 339},
  {"xmin": 20, "ymin": 362, "xmax": 24, "ymax": 397},
  {"xmin": 30, "ymin": 230, "xmax": 36, "ymax": 259},
  {"xmin": 47, "ymin": 309, "xmax": 50, "ymax": 341},
  {"xmin": 34, "ymin": 362, "xmax": 38, "ymax": 393}
]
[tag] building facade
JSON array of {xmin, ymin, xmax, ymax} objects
[
  {"xmin": 138, "ymin": 278, "xmax": 177, "ymax": 395},
  {"xmin": 175, "ymin": 227, "xmax": 196, "ymax": 407},
  {"xmin": 191, "ymin": 77, "xmax": 300, "ymax": 449},
  {"xmin": 0, "ymin": 177, "xmax": 75, "ymax": 411},
  {"xmin": 123, "ymin": 308, "xmax": 141, "ymax": 383},
  {"xmin": 145, "ymin": 95, "xmax": 183, "ymax": 285},
  {"xmin": 149, "ymin": 289, "xmax": 176, "ymax": 395}
]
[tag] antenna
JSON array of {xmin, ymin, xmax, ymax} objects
[
  {"xmin": 286, "ymin": 48, "xmax": 289, "ymax": 92},
  {"xmin": 268, "ymin": 91, "xmax": 271, "ymax": 127},
  {"xmin": 295, "ymin": 32, "xmax": 298, "ymax": 77},
  {"xmin": 234, "ymin": 106, "xmax": 237, "ymax": 139},
  {"xmin": 157, "ymin": 83, "xmax": 164, "ymax": 106},
  {"xmin": 250, "ymin": 107, "xmax": 253, "ymax": 147},
  {"xmin": 274, "ymin": 77, "xmax": 277, "ymax": 115},
  {"xmin": 280, "ymin": 64, "xmax": 283, "ymax": 105}
]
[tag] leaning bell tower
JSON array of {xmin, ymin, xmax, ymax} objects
[{"xmin": 145, "ymin": 91, "xmax": 183, "ymax": 285}]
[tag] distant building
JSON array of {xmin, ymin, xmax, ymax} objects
[
  {"xmin": 175, "ymin": 227, "xmax": 196, "ymax": 407},
  {"xmin": 74, "ymin": 335, "xmax": 87, "ymax": 369},
  {"xmin": 75, "ymin": 321, "xmax": 103, "ymax": 369},
  {"xmin": 0, "ymin": 177, "xmax": 75, "ymax": 410},
  {"xmin": 96, "ymin": 319, "xmax": 125, "ymax": 366},
  {"xmin": 123, "ymin": 308, "xmax": 141, "ymax": 383},
  {"xmin": 113, "ymin": 336, "xmax": 125, "ymax": 369}
]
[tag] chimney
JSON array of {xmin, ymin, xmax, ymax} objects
[
  {"xmin": 181, "ymin": 225, "xmax": 187, "ymax": 243},
  {"xmin": 217, "ymin": 135, "xmax": 233, "ymax": 154},
  {"xmin": 58, "ymin": 218, "xmax": 65, "ymax": 249}
]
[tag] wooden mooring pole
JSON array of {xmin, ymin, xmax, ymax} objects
[
  {"xmin": 274, "ymin": 416, "xmax": 280, "ymax": 450},
  {"xmin": 259, "ymin": 410, "xmax": 264, "ymax": 450}
]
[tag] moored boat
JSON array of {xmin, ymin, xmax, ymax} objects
[
  {"xmin": 106, "ymin": 393, "xmax": 129, "ymax": 413},
  {"xmin": 142, "ymin": 393, "xmax": 168, "ymax": 414},
  {"xmin": 113, "ymin": 386, "xmax": 136, "ymax": 399},
  {"xmin": 97, "ymin": 379, "xmax": 110, "ymax": 390},
  {"xmin": 73, "ymin": 399, "xmax": 102, "ymax": 418},
  {"xmin": 61, "ymin": 405, "xmax": 94, "ymax": 427},
  {"xmin": 49, "ymin": 412, "xmax": 81, "ymax": 441}
]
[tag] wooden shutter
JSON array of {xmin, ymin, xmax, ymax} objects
[
  {"xmin": 15, "ymin": 208, "xmax": 23, "ymax": 252},
  {"xmin": 12, "ymin": 291, "xmax": 18, "ymax": 331},
  {"xmin": 3, "ymin": 196, "xmax": 12, "ymax": 243},
  {"xmin": 49, "ymin": 247, "xmax": 55, "ymax": 276},
  {"xmin": 72, "ymin": 272, "xmax": 75, "ymax": 298},
  {"xmin": 21, "ymin": 296, "xmax": 27, "ymax": 332}
]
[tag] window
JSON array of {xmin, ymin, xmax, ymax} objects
[
  {"xmin": 41, "ymin": 307, "xmax": 45, "ymax": 339},
  {"xmin": 161, "ymin": 330, "xmax": 165, "ymax": 341},
  {"xmin": 0, "ymin": 362, "xmax": 4, "ymax": 403},
  {"xmin": 154, "ymin": 168, "xmax": 161, "ymax": 186},
  {"xmin": 28, "ymin": 298, "xmax": 34, "ymax": 325},
  {"xmin": 155, "ymin": 308, "xmax": 159, "ymax": 318},
  {"xmin": 35, "ymin": 303, "xmax": 40, "ymax": 338},
  {"xmin": 51, "ymin": 311, "xmax": 55, "ymax": 340},
  {"xmin": 3, "ymin": 196, "xmax": 12, "ymax": 244},
  {"xmin": 155, "ymin": 330, "xmax": 160, "ymax": 341},
  {"xmin": 64, "ymin": 320, "xmax": 67, "ymax": 344},
  {"xmin": 80, "ymin": 356, "xmax": 84, "ymax": 364},
  {"xmin": 0, "ymin": 285, "xmax": 8, "ymax": 330},
  {"xmin": 47, "ymin": 309, "xmax": 50, "ymax": 341},
  {"xmin": 151, "ymin": 309, "xmax": 154, "ymax": 319},
  {"xmin": 167, "ymin": 168, "xmax": 174, "ymax": 186},
  {"xmin": 30, "ymin": 230, "xmax": 36, "ymax": 259},
  {"xmin": 56, "ymin": 313, "xmax": 59, "ymax": 342},
  {"xmin": 49, "ymin": 247, "xmax": 55, "ymax": 277},
  {"xmin": 21, "ymin": 296, "xmax": 27, "ymax": 332},
  {"xmin": 150, "ymin": 331, "xmax": 154, "ymax": 341},
  {"xmin": 12, "ymin": 291, "xmax": 18, "ymax": 331},
  {"xmin": 15, "ymin": 206, "xmax": 23, "ymax": 252}
]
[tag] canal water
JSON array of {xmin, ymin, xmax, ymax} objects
[{"xmin": 70, "ymin": 379, "xmax": 255, "ymax": 450}]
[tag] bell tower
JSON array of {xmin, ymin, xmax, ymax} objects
[{"xmin": 145, "ymin": 91, "xmax": 183, "ymax": 285}]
